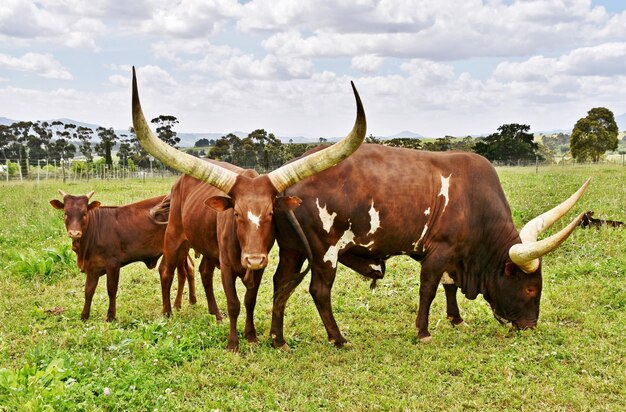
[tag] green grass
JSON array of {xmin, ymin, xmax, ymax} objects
[{"xmin": 0, "ymin": 166, "xmax": 625, "ymax": 411}]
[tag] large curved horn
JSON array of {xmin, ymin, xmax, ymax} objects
[
  {"xmin": 509, "ymin": 178, "xmax": 591, "ymax": 273},
  {"xmin": 58, "ymin": 189, "xmax": 68, "ymax": 198},
  {"xmin": 131, "ymin": 67, "xmax": 237, "ymax": 194},
  {"xmin": 85, "ymin": 191, "xmax": 95, "ymax": 200},
  {"xmin": 267, "ymin": 81, "xmax": 366, "ymax": 193}
]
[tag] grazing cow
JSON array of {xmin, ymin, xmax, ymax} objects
[
  {"xmin": 579, "ymin": 211, "xmax": 624, "ymax": 229},
  {"xmin": 50, "ymin": 191, "xmax": 201, "ymax": 321},
  {"xmin": 269, "ymin": 145, "xmax": 590, "ymax": 348},
  {"xmin": 131, "ymin": 67, "xmax": 367, "ymax": 351}
]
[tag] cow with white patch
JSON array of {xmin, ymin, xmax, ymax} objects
[
  {"xmin": 271, "ymin": 144, "xmax": 589, "ymax": 348},
  {"xmin": 131, "ymin": 67, "xmax": 366, "ymax": 351}
]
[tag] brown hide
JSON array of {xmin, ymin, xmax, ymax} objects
[
  {"xmin": 272, "ymin": 144, "xmax": 577, "ymax": 347},
  {"xmin": 50, "ymin": 193, "xmax": 197, "ymax": 321},
  {"xmin": 161, "ymin": 160, "xmax": 274, "ymax": 351}
]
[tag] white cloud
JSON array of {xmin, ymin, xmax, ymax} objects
[
  {"xmin": 0, "ymin": 53, "xmax": 72, "ymax": 80},
  {"xmin": 351, "ymin": 54, "xmax": 383, "ymax": 73},
  {"xmin": 140, "ymin": 0, "xmax": 242, "ymax": 37}
]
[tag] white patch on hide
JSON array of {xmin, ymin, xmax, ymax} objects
[
  {"xmin": 424, "ymin": 207, "xmax": 431, "ymax": 216},
  {"xmin": 367, "ymin": 202, "xmax": 381, "ymax": 235},
  {"xmin": 316, "ymin": 198, "xmax": 337, "ymax": 233},
  {"xmin": 438, "ymin": 174, "xmax": 451, "ymax": 214},
  {"xmin": 370, "ymin": 264, "xmax": 382, "ymax": 272},
  {"xmin": 360, "ymin": 240, "xmax": 375, "ymax": 248},
  {"xmin": 441, "ymin": 272, "xmax": 455, "ymax": 285},
  {"xmin": 247, "ymin": 211, "xmax": 260, "ymax": 230},
  {"xmin": 323, "ymin": 226, "xmax": 355, "ymax": 268},
  {"xmin": 412, "ymin": 224, "xmax": 428, "ymax": 250}
]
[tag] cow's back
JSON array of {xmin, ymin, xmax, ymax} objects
[{"xmin": 279, "ymin": 144, "xmax": 517, "ymax": 272}]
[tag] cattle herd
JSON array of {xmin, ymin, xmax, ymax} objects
[{"xmin": 48, "ymin": 67, "xmax": 603, "ymax": 352}]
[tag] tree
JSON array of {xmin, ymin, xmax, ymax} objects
[
  {"xmin": 365, "ymin": 134, "xmax": 381, "ymax": 144},
  {"xmin": 194, "ymin": 138, "xmax": 210, "ymax": 147},
  {"xmin": 76, "ymin": 126, "xmax": 94, "ymax": 162},
  {"xmin": 95, "ymin": 127, "xmax": 118, "ymax": 168},
  {"xmin": 570, "ymin": 107, "xmax": 618, "ymax": 162},
  {"xmin": 422, "ymin": 136, "xmax": 453, "ymax": 152},
  {"xmin": 473, "ymin": 123, "xmax": 540, "ymax": 163},
  {"xmin": 384, "ymin": 137, "xmax": 422, "ymax": 150},
  {"xmin": 151, "ymin": 115, "xmax": 180, "ymax": 148}
]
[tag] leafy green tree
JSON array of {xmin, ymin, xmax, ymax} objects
[
  {"xmin": 209, "ymin": 134, "xmax": 236, "ymax": 162},
  {"xmin": 151, "ymin": 115, "xmax": 180, "ymax": 148},
  {"xmin": 194, "ymin": 138, "xmax": 211, "ymax": 147},
  {"xmin": 570, "ymin": 107, "xmax": 618, "ymax": 162},
  {"xmin": 95, "ymin": 127, "xmax": 118, "ymax": 168},
  {"xmin": 385, "ymin": 137, "xmax": 422, "ymax": 150},
  {"xmin": 365, "ymin": 134, "xmax": 381, "ymax": 144},
  {"xmin": 473, "ymin": 123, "xmax": 540, "ymax": 162},
  {"xmin": 450, "ymin": 136, "xmax": 476, "ymax": 152},
  {"xmin": 423, "ymin": 136, "xmax": 453, "ymax": 151}
]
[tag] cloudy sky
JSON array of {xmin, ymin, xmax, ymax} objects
[{"xmin": 1, "ymin": 0, "xmax": 625, "ymax": 139}]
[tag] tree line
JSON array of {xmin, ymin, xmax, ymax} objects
[{"xmin": 1, "ymin": 106, "xmax": 620, "ymax": 178}]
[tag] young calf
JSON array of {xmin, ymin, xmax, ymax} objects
[{"xmin": 50, "ymin": 190, "xmax": 202, "ymax": 321}]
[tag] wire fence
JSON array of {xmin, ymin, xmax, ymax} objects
[
  {"xmin": 0, "ymin": 159, "xmax": 177, "ymax": 183},
  {"xmin": 1, "ymin": 153, "xmax": 624, "ymax": 183}
]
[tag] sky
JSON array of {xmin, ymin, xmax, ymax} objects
[{"xmin": 0, "ymin": 0, "xmax": 625, "ymax": 139}]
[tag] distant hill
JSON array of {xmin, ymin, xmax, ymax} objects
[{"xmin": 384, "ymin": 130, "xmax": 424, "ymax": 139}]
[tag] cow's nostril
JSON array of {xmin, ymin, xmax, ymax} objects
[
  {"xmin": 68, "ymin": 230, "xmax": 82, "ymax": 239},
  {"xmin": 243, "ymin": 254, "xmax": 267, "ymax": 269}
]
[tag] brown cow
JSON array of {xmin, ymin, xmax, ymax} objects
[
  {"xmin": 131, "ymin": 67, "xmax": 366, "ymax": 351},
  {"xmin": 50, "ymin": 191, "xmax": 204, "ymax": 321},
  {"xmin": 270, "ymin": 145, "xmax": 590, "ymax": 348}
]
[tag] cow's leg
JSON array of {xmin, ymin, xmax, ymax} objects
[
  {"xmin": 243, "ymin": 269, "xmax": 264, "ymax": 343},
  {"xmin": 416, "ymin": 266, "xmax": 442, "ymax": 342},
  {"xmin": 81, "ymin": 273, "xmax": 99, "ymax": 320},
  {"xmin": 174, "ymin": 252, "xmax": 195, "ymax": 310},
  {"xmin": 185, "ymin": 255, "xmax": 197, "ymax": 305},
  {"xmin": 270, "ymin": 248, "xmax": 307, "ymax": 349},
  {"xmin": 443, "ymin": 283, "xmax": 463, "ymax": 325},
  {"xmin": 105, "ymin": 264, "xmax": 120, "ymax": 322},
  {"xmin": 158, "ymin": 240, "xmax": 184, "ymax": 317},
  {"xmin": 199, "ymin": 257, "xmax": 222, "ymax": 322},
  {"xmin": 221, "ymin": 265, "xmax": 240, "ymax": 352},
  {"xmin": 174, "ymin": 268, "xmax": 185, "ymax": 310},
  {"xmin": 309, "ymin": 264, "xmax": 347, "ymax": 347}
]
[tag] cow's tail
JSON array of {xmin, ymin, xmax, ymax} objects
[
  {"xmin": 286, "ymin": 209, "xmax": 313, "ymax": 276},
  {"xmin": 149, "ymin": 194, "xmax": 171, "ymax": 225}
]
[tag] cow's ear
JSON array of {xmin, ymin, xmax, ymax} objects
[
  {"xmin": 206, "ymin": 196, "xmax": 233, "ymax": 212},
  {"xmin": 88, "ymin": 201, "xmax": 101, "ymax": 210},
  {"xmin": 275, "ymin": 195, "xmax": 302, "ymax": 211},
  {"xmin": 50, "ymin": 199, "xmax": 64, "ymax": 210},
  {"xmin": 505, "ymin": 261, "xmax": 517, "ymax": 276}
]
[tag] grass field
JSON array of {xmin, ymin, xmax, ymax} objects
[{"xmin": 0, "ymin": 165, "xmax": 624, "ymax": 411}]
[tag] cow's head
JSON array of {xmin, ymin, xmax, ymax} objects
[
  {"xmin": 132, "ymin": 67, "xmax": 366, "ymax": 277},
  {"xmin": 487, "ymin": 179, "xmax": 590, "ymax": 329},
  {"xmin": 50, "ymin": 190, "xmax": 101, "ymax": 240}
]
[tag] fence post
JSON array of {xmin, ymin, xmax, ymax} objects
[{"xmin": 535, "ymin": 156, "xmax": 538, "ymax": 174}]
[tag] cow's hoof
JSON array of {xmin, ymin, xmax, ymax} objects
[
  {"xmin": 419, "ymin": 335, "xmax": 433, "ymax": 343},
  {"xmin": 447, "ymin": 316, "xmax": 464, "ymax": 326},
  {"xmin": 278, "ymin": 343, "xmax": 290, "ymax": 352},
  {"xmin": 226, "ymin": 343, "xmax": 239, "ymax": 353},
  {"xmin": 245, "ymin": 335, "xmax": 259, "ymax": 344},
  {"xmin": 330, "ymin": 338, "xmax": 349, "ymax": 348}
]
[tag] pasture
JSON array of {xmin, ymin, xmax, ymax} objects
[{"xmin": 0, "ymin": 165, "xmax": 624, "ymax": 411}]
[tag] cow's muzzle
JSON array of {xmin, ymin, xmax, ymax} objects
[
  {"xmin": 67, "ymin": 230, "xmax": 82, "ymax": 240},
  {"xmin": 512, "ymin": 319, "xmax": 537, "ymax": 330},
  {"xmin": 242, "ymin": 254, "xmax": 267, "ymax": 270}
]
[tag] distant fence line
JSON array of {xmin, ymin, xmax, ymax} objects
[
  {"xmin": 0, "ymin": 153, "xmax": 624, "ymax": 183},
  {"xmin": 0, "ymin": 159, "xmax": 177, "ymax": 183}
]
